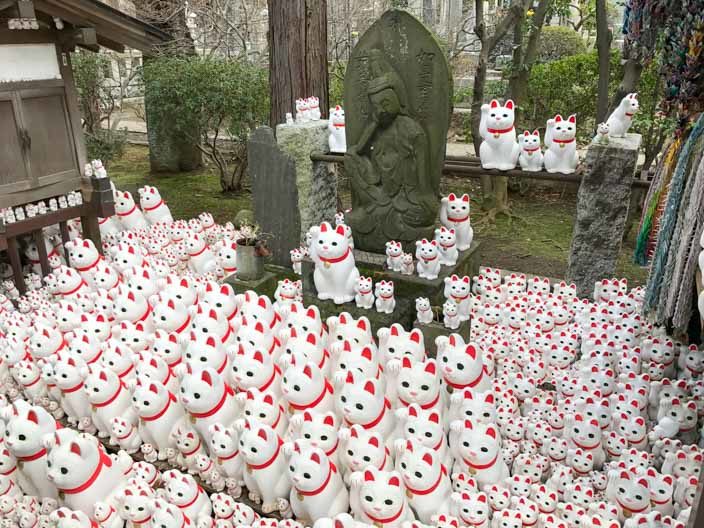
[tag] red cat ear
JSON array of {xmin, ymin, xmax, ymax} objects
[
  {"xmin": 409, "ymin": 329, "xmax": 422, "ymax": 344},
  {"xmin": 490, "ymin": 99, "xmax": 499, "ymax": 109},
  {"xmin": 310, "ymin": 452, "xmax": 321, "ymax": 464},
  {"xmin": 368, "ymin": 434, "xmax": 378, "ymax": 447},
  {"xmin": 27, "ymin": 410, "xmax": 39, "ymax": 424},
  {"xmin": 303, "ymin": 411, "xmax": 313, "ymax": 422},
  {"xmin": 388, "ymin": 476, "xmax": 401, "ymax": 487},
  {"xmin": 364, "ymin": 380, "xmax": 375, "ymax": 395},
  {"xmin": 335, "ymin": 225, "xmax": 346, "ymax": 236},
  {"xmin": 486, "ymin": 426, "xmax": 497, "ymax": 439},
  {"xmin": 149, "ymin": 383, "xmax": 158, "ymax": 394},
  {"xmin": 357, "ymin": 319, "xmax": 367, "ymax": 332},
  {"xmin": 422, "ymin": 453, "xmax": 433, "ymax": 466},
  {"xmin": 402, "ymin": 356, "xmax": 412, "ymax": 369},
  {"xmin": 263, "ymin": 394, "xmax": 273, "ymax": 404},
  {"xmin": 424, "ymin": 361, "xmax": 436, "ymax": 375},
  {"xmin": 99, "ymin": 371, "xmax": 108, "ymax": 382},
  {"xmin": 323, "ymin": 414, "xmax": 335, "ymax": 427},
  {"xmin": 448, "ymin": 193, "xmax": 456, "ymax": 201},
  {"xmin": 568, "ymin": 114, "xmax": 576, "ymax": 123},
  {"xmin": 257, "ymin": 428, "xmax": 268, "ymax": 441},
  {"xmin": 364, "ymin": 470, "xmax": 375, "ymax": 482},
  {"xmin": 253, "ymin": 350, "xmax": 264, "ymax": 364},
  {"xmin": 390, "ymin": 325, "xmax": 399, "ymax": 337},
  {"xmin": 555, "ymin": 114, "xmax": 563, "ymax": 122},
  {"xmin": 303, "ymin": 365, "xmax": 313, "ymax": 379},
  {"xmin": 505, "ymin": 99, "xmax": 514, "ymax": 110},
  {"xmin": 429, "ymin": 412, "xmax": 440, "ymax": 424},
  {"xmin": 466, "ymin": 345, "xmax": 476, "ymax": 360},
  {"xmin": 201, "ymin": 370, "xmax": 213, "ymax": 386},
  {"xmin": 70, "ymin": 442, "xmax": 82, "ymax": 457},
  {"xmin": 320, "ymin": 223, "xmax": 328, "ymax": 232},
  {"xmin": 306, "ymin": 333, "xmax": 317, "ymax": 346},
  {"xmin": 533, "ymin": 129, "xmax": 540, "ymax": 136}
]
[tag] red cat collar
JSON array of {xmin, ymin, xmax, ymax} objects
[
  {"xmin": 288, "ymin": 380, "xmax": 333, "ymax": 412},
  {"xmin": 247, "ymin": 437, "xmax": 283, "ymax": 471},
  {"xmin": 62, "ymin": 280, "xmax": 88, "ymax": 296},
  {"xmin": 463, "ymin": 452, "xmax": 498, "ymax": 471},
  {"xmin": 366, "ymin": 504, "xmax": 405, "ymax": 525},
  {"xmin": 93, "ymin": 381, "xmax": 126, "ymax": 408},
  {"xmin": 190, "ymin": 384, "xmax": 235, "ymax": 419},
  {"xmin": 616, "ymin": 499, "xmax": 648, "ymax": 515},
  {"xmin": 143, "ymin": 199, "xmax": 164, "ymax": 212},
  {"xmin": 296, "ymin": 463, "xmax": 337, "ymax": 496},
  {"xmin": 447, "ymin": 215, "xmax": 469, "ymax": 223},
  {"xmin": 141, "ymin": 392, "xmax": 177, "ymax": 422},
  {"xmin": 62, "ymin": 380, "xmax": 84, "ymax": 394},
  {"xmin": 487, "ymin": 126, "xmax": 514, "ymax": 134},
  {"xmin": 572, "ymin": 438, "xmax": 601, "ymax": 450},
  {"xmin": 399, "ymin": 392, "xmax": 440, "ymax": 411},
  {"xmin": 74, "ymin": 255, "xmax": 102, "ymax": 273},
  {"xmin": 319, "ymin": 247, "xmax": 351, "ymax": 266},
  {"xmin": 177, "ymin": 486, "xmax": 204, "ymax": 509},
  {"xmin": 259, "ymin": 365, "xmax": 281, "ymax": 393},
  {"xmin": 58, "ymin": 447, "xmax": 112, "ymax": 495},
  {"xmin": 326, "ymin": 438, "xmax": 340, "ymax": 457},
  {"xmin": 523, "ymin": 146, "xmax": 541, "ymax": 152},
  {"xmin": 357, "ymin": 398, "xmax": 391, "ymax": 430},
  {"xmin": 182, "ymin": 439, "xmax": 202, "ymax": 457},
  {"xmin": 218, "ymin": 448, "xmax": 239, "ymax": 462},
  {"xmin": 95, "ymin": 506, "xmax": 116, "ymax": 523},
  {"xmin": 552, "ymin": 138, "xmax": 575, "ymax": 144},
  {"xmin": 117, "ymin": 203, "xmax": 137, "ymax": 217},
  {"xmin": 173, "ymin": 316, "xmax": 191, "ymax": 335},
  {"xmin": 406, "ymin": 464, "xmax": 447, "ymax": 496},
  {"xmin": 221, "ymin": 325, "xmax": 233, "ymax": 344},
  {"xmin": 446, "ymin": 366, "xmax": 486, "ymax": 390}
]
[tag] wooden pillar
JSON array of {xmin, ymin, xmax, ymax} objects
[
  {"xmin": 268, "ymin": 0, "xmax": 329, "ymax": 128},
  {"xmin": 6, "ymin": 238, "xmax": 25, "ymax": 295},
  {"xmin": 32, "ymin": 229, "xmax": 50, "ymax": 277}
]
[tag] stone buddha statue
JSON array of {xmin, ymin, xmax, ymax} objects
[{"xmin": 344, "ymin": 55, "xmax": 437, "ymax": 253}]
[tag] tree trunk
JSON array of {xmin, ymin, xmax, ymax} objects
[
  {"xmin": 507, "ymin": 0, "xmax": 550, "ymax": 120},
  {"xmin": 595, "ymin": 0, "xmax": 611, "ymax": 124},
  {"xmin": 609, "ymin": 43, "xmax": 643, "ymax": 113},
  {"xmin": 268, "ymin": 0, "xmax": 329, "ymax": 128},
  {"xmin": 140, "ymin": 1, "xmax": 202, "ymax": 173}
]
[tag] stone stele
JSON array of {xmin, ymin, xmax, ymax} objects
[{"xmin": 343, "ymin": 9, "xmax": 452, "ymax": 253}]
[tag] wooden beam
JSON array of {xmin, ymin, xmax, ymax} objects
[{"xmin": 16, "ymin": 0, "xmax": 34, "ymax": 18}]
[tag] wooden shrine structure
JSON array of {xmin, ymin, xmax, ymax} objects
[{"xmin": 0, "ymin": 0, "xmax": 169, "ymax": 292}]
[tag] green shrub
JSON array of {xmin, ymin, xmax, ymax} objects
[
  {"xmin": 144, "ymin": 57, "xmax": 268, "ymax": 192},
  {"xmin": 523, "ymin": 50, "xmax": 621, "ymax": 142},
  {"xmin": 85, "ymin": 128, "xmax": 127, "ymax": 167},
  {"xmin": 537, "ymin": 26, "xmax": 588, "ymax": 63},
  {"xmin": 329, "ymin": 62, "xmax": 346, "ymax": 107}
]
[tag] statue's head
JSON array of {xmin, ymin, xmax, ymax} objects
[{"xmin": 368, "ymin": 75, "xmax": 401, "ymax": 126}]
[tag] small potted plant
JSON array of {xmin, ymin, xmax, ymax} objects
[{"xmin": 236, "ymin": 222, "xmax": 270, "ymax": 281}]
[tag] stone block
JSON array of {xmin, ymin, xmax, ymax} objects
[
  {"xmin": 276, "ymin": 120, "xmax": 337, "ymax": 245},
  {"xmin": 567, "ymin": 133, "xmax": 641, "ymax": 298},
  {"xmin": 248, "ymin": 127, "xmax": 299, "ymax": 267},
  {"xmin": 223, "ymin": 270, "xmax": 278, "ymax": 299}
]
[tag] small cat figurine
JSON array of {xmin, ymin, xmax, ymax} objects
[
  {"xmin": 355, "ymin": 276, "xmax": 375, "ymax": 310},
  {"xmin": 479, "ymin": 100, "xmax": 520, "ymax": 171},
  {"xmin": 518, "ymin": 130, "xmax": 543, "ymax": 172},
  {"xmin": 544, "ymin": 114, "xmax": 578, "ymax": 174},
  {"xmin": 309, "ymin": 222, "xmax": 360, "ymax": 304},
  {"xmin": 375, "ymin": 281, "xmax": 396, "ymax": 314},
  {"xmin": 435, "ymin": 227, "xmax": 459, "ymax": 267},
  {"xmin": 349, "ymin": 467, "xmax": 413, "ymax": 528},
  {"xmin": 595, "ymin": 122, "xmax": 610, "ymax": 144},
  {"xmin": 328, "ymin": 105, "xmax": 347, "ymax": 153},
  {"xmin": 606, "ymin": 93, "xmax": 638, "ymax": 137},
  {"xmin": 439, "ymin": 194, "xmax": 473, "ymax": 251}
]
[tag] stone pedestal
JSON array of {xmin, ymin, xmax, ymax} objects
[
  {"xmin": 248, "ymin": 122, "xmax": 337, "ymax": 267},
  {"xmin": 566, "ymin": 133, "xmax": 641, "ymax": 298},
  {"xmin": 276, "ymin": 120, "xmax": 337, "ymax": 243}
]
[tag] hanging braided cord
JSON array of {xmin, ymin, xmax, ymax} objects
[{"xmin": 643, "ymin": 112, "xmax": 704, "ymax": 315}]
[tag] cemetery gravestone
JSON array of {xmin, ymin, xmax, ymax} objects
[{"xmin": 343, "ymin": 9, "xmax": 452, "ymax": 253}]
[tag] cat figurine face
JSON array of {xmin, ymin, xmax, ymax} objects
[
  {"xmin": 452, "ymin": 491, "xmax": 489, "ymax": 526},
  {"xmin": 151, "ymin": 329, "xmax": 184, "ymax": 369},
  {"xmin": 485, "ymin": 100, "xmax": 515, "ymax": 133},
  {"xmin": 239, "ymin": 388, "xmax": 286, "ymax": 433},
  {"xmin": 230, "ymin": 345, "xmax": 278, "ymax": 393},
  {"xmin": 291, "ymin": 411, "xmax": 339, "ymax": 454},
  {"xmin": 117, "ymin": 484, "xmax": 155, "ymax": 524},
  {"xmin": 438, "ymin": 340, "xmax": 487, "ymax": 391},
  {"xmin": 378, "ymin": 324, "xmax": 425, "ymax": 364},
  {"xmin": 356, "ymin": 468, "xmax": 409, "ymax": 525},
  {"xmin": 398, "ymin": 404, "xmax": 444, "ymax": 453},
  {"xmin": 519, "ymin": 130, "xmax": 541, "ymax": 153},
  {"xmin": 327, "ymin": 312, "xmax": 374, "ymax": 348},
  {"xmin": 338, "ymin": 374, "xmax": 387, "ymax": 427},
  {"xmin": 340, "ymin": 425, "xmax": 389, "ymax": 473},
  {"xmin": 281, "ymin": 360, "xmax": 332, "ymax": 413},
  {"xmin": 395, "ymin": 357, "xmax": 441, "ymax": 410}
]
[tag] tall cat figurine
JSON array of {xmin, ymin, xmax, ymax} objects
[
  {"xmin": 544, "ymin": 114, "xmax": 578, "ymax": 174},
  {"xmin": 518, "ymin": 130, "xmax": 543, "ymax": 172},
  {"xmin": 479, "ymin": 100, "xmax": 520, "ymax": 171},
  {"xmin": 329, "ymin": 106, "xmax": 347, "ymax": 153},
  {"xmin": 439, "ymin": 194, "xmax": 473, "ymax": 251},
  {"xmin": 606, "ymin": 93, "xmax": 639, "ymax": 137},
  {"xmin": 309, "ymin": 222, "xmax": 360, "ymax": 304}
]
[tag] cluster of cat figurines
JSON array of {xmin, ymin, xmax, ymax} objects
[
  {"xmin": 304, "ymin": 193, "xmax": 474, "ymax": 306},
  {"xmin": 479, "ymin": 94, "xmax": 638, "ymax": 174},
  {"xmin": 286, "ymin": 96, "xmax": 323, "ymax": 126},
  {"xmin": 2, "ymin": 227, "xmax": 704, "ymax": 528}
]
